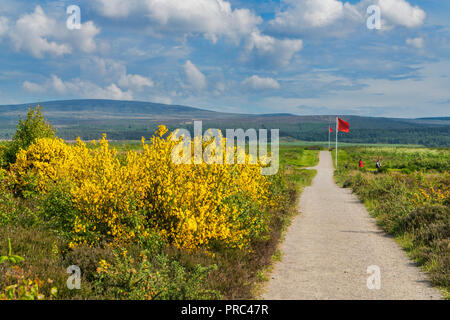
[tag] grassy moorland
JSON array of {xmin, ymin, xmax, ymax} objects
[
  {"xmin": 0, "ymin": 107, "xmax": 317, "ymax": 300},
  {"xmin": 334, "ymin": 146, "xmax": 449, "ymax": 297}
]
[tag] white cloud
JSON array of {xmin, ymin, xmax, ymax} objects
[
  {"xmin": 118, "ymin": 74, "xmax": 154, "ymax": 90},
  {"xmin": 23, "ymin": 76, "xmax": 66, "ymax": 94},
  {"xmin": 23, "ymin": 75, "xmax": 133, "ymax": 100},
  {"xmin": 377, "ymin": 0, "xmax": 426, "ymax": 28},
  {"xmin": 242, "ymin": 75, "xmax": 280, "ymax": 91},
  {"xmin": 70, "ymin": 21, "xmax": 100, "ymax": 53},
  {"xmin": 93, "ymin": 0, "xmax": 261, "ymax": 43},
  {"xmin": 102, "ymin": 84, "xmax": 133, "ymax": 100},
  {"xmin": 272, "ymin": 0, "xmax": 344, "ymax": 29},
  {"xmin": 22, "ymin": 80, "xmax": 45, "ymax": 93},
  {"xmin": 84, "ymin": 57, "xmax": 154, "ymax": 92},
  {"xmin": 406, "ymin": 37, "xmax": 424, "ymax": 49},
  {"xmin": 88, "ymin": 56, "xmax": 125, "ymax": 78},
  {"xmin": 92, "ymin": 0, "xmax": 301, "ymax": 67},
  {"xmin": 245, "ymin": 31, "xmax": 303, "ymax": 67},
  {"xmin": 7, "ymin": 6, "xmax": 99, "ymax": 58},
  {"xmin": 10, "ymin": 6, "xmax": 71, "ymax": 57},
  {"xmin": 269, "ymin": 0, "xmax": 362, "ymax": 35},
  {"xmin": 49, "ymin": 74, "xmax": 68, "ymax": 94},
  {"xmin": 269, "ymin": 0, "xmax": 425, "ymax": 36},
  {"xmin": 183, "ymin": 60, "xmax": 207, "ymax": 90}
]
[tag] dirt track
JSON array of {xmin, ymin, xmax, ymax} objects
[{"xmin": 261, "ymin": 151, "xmax": 441, "ymax": 300}]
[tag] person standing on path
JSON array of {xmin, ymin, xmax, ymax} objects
[{"xmin": 359, "ymin": 159, "xmax": 364, "ymax": 169}]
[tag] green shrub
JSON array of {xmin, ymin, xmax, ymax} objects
[
  {"xmin": 0, "ymin": 266, "xmax": 58, "ymax": 300},
  {"xmin": 94, "ymin": 249, "xmax": 220, "ymax": 300},
  {"xmin": 400, "ymin": 205, "xmax": 449, "ymax": 236},
  {"xmin": 0, "ymin": 177, "xmax": 40, "ymax": 228},
  {"xmin": 3, "ymin": 105, "xmax": 55, "ymax": 166},
  {"xmin": 39, "ymin": 182, "xmax": 79, "ymax": 238},
  {"xmin": 0, "ymin": 187, "xmax": 15, "ymax": 227}
]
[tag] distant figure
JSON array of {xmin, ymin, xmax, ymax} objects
[
  {"xmin": 359, "ymin": 159, "xmax": 364, "ymax": 169},
  {"xmin": 376, "ymin": 159, "xmax": 381, "ymax": 170}
]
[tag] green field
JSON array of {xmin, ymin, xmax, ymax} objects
[{"xmin": 280, "ymin": 139, "xmax": 424, "ymax": 148}]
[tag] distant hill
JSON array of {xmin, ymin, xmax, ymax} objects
[
  {"xmin": 0, "ymin": 99, "xmax": 449, "ymax": 146},
  {"xmin": 417, "ymin": 117, "xmax": 450, "ymax": 121},
  {"xmin": 0, "ymin": 99, "xmax": 229, "ymax": 120}
]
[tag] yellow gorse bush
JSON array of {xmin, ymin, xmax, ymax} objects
[
  {"xmin": 10, "ymin": 126, "xmax": 276, "ymax": 250},
  {"xmin": 413, "ymin": 185, "xmax": 450, "ymax": 207}
]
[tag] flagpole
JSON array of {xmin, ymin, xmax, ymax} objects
[
  {"xmin": 335, "ymin": 117, "xmax": 338, "ymax": 168},
  {"xmin": 328, "ymin": 125, "xmax": 330, "ymax": 149}
]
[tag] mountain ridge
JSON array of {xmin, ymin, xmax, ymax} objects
[
  {"xmin": 1, "ymin": 99, "xmax": 448, "ymax": 120},
  {"xmin": 0, "ymin": 99, "xmax": 448, "ymax": 146}
]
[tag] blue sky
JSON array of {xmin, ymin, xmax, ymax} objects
[{"xmin": 0, "ymin": 0, "xmax": 449, "ymax": 117}]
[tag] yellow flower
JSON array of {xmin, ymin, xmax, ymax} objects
[{"xmin": 10, "ymin": 126, "xmax": 277, "ymax": 250}]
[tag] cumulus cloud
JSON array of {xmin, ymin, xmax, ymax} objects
[
  {"xmin": 269, "ymin": 0, "xmax": 425, "ymax": 36},
  {"xmin": 24, "ymin": 75, "xmax": 72, "ymax": 94},
  {"xmin": 21, "ymin": 56, "xmax": 155, "ymax": 99},
  {"xmin": 118, "ymin": 74, "xmax": 154, "ymax": 90},
  {"xmin": 244, "ymin": 31, "xmax": 303, "ymax": 67},
  {"xmin": 88, "ymin": 56, "xmax": 125, "ymax": 78},
  {"xmin": 271, "ymin": 0, "xmax": 344, "ymax": 29},
  {"xmin": 84, "ymin": 57, "xmax": 154, "ymax": 92},
  {"xmin": 70, "ymin": 21, "xmax": 100, "ymax": 53},
  {"xmin": 9, "ymin": 6, "xmax": 71, "ymax": 57},
  {"xmin": 183, "ymin": 60, "xmax": 207, "ymax": 90},
  {"xmin": 92, "ymin": 0, "xmax": 261, "ymax": 43},
  {"xmin": 242, "ymin": 75, "xmax": 280, "ymax": 91},
  {"xmin": 23, "ymin": 75, "xmax": 133, "ymax": 100},
  {"xmin": 376, "ymin": 0, "xmax": 426, "ymax": 28},
  {"xmin": 269, "ymin": 0, "xmax": 362, "ymax": 36},
  {"xmin": 22, "ymin": 80, "xmax": 45, "ymax": 93},
  {"xmin": 101, "ymin": 84, "xmax": 133, "ymax": 100},
  {"xmin": 6, "ymin": 6, "xmax": 99, "ymax": 58},
  {"xmin": 406, "ymin": 37, "xmax": 424, "ymax": 48},
  {"xmin": 91, "ymin": 0, "xmax": 302, "ymax": 66}
]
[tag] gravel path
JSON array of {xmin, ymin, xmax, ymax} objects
[{"xmin": 261, "ymin": 151, "xmax": 441, "ymax": 300}]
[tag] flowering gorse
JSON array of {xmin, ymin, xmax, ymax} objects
[
  {"xmin": 413, "ymin": 185, "xmax": 450, "ymax": 207},
  {"xmin": 10, "ymin": 126, "xmax": 278, "ymax": 250}
]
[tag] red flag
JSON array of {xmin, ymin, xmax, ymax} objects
[
  {"xmin": 338, "ymin": 118, "xmax": 349, "ymax": 132},
  {"xmin": 329, "ymin": 126, "xmax": 333, "ymax": 133}
]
